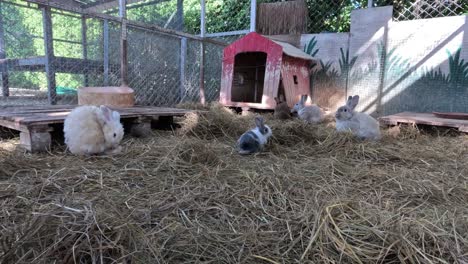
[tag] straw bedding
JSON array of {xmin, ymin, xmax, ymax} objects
[{"xmin": 0, "ymin": 103, "xmax": 467, "ymax": 263}]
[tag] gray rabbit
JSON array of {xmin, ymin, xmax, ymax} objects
[{"xmin": 237, "ymin": 116, "xmax": 272, "ymax": 155}]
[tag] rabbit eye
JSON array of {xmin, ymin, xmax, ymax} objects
[
  {"xmin": 344, "ymin": 109, "xmax": 347, "ymax": 112},
  {"xmin": 113, "ymin": 133, "xmax": 117, "ymax": 138}
]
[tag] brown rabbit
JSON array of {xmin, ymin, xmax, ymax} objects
[{"xmin": 274, "ymin": 94, "xmax": 291, "ymax": 120}]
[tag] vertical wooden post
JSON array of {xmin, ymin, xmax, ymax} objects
[
  {"xmin": 0, "ymin": 2, "xmax": 9, "ymax": 97},
  {"xmin": 81, "ymin": 15, "xmax": 89, "ymax": 87},
  {"xmin": 42, "ymin": 5, "xmax": 56, "ymax": 105},
  {"xmin": 103, "ymin": 19, "xmax": 109, "ymax": 86},
  {"xmin": 199, "ymin": 0, "xmax": 206, "ymax": 105},
  {"xmin": 179, "ymin": 37, "xmax": 187, "ymax": 102},
  {"xmin": 250, "ymin": 0, "xmax": 256, "ymax": 32},
  {"xmin": 176, "ymin": 0, "xmax": 184, "ymax": 31},
  {"xmin": 119, "ymin": 0, "xmax": 128, "ymax": 87}
]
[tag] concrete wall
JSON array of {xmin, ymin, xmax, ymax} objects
[
  {"xmin": 300, "ymin": 33, "xmax": 350, "ymax": 110},
  {"xmin": 300, "ymin": 6, "xmax": 468, "ymax": 115}
]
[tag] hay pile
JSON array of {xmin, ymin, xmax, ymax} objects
[{"xmin": 1, "ymin": 103, "xmax": 467, "ymax": 263}]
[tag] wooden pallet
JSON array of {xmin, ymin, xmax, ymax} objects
[
  {"xmin": 0, "ymin": 105, "xmax": 193, "ymax": 152},
  {"xmin": 379, "ymin": 112, "xmax": 468, "ymax": 132}
]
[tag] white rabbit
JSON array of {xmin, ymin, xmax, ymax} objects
[
  {"xmin": 335, "ymin": 95, "xmax": 381, "ymax": 140},
  {"xmin": 237, "ymin": 116, "xmax": 272, "ymax": 155},
  {"xmin": 63, "ymin": 105, "xmax": 124, "ymax": 155},
  {"xmin": 291, "ymin": 94, "xmax": 324, "ymax": 124}
]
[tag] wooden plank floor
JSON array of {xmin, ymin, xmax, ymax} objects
[
  {"xmin": 379, "ymin": 112, "xmax": 468, "ymax": 132},
  {"xmin": 0, "ymin": 105, "xmax": 192, "ymax": 131},
  {"xmin": 0, "ymin": 105, "xmax": 195, "ymax": 153}
]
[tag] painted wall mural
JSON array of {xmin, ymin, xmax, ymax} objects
[{"xmin": 300, "ymin": 6, "xmax": 468, "ymax": 116}]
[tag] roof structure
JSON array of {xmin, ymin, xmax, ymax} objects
[
  {"xmin": 271, "ymin": 40, "xmax": 315, "ymax": 61},
  {"xmin": 31, "ymin": 0, "xmax": 170, "ymax": 13}
]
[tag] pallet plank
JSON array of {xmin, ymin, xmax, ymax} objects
[
  {"xmin": 379, "ymin": 112, "xmax": 468, "ymax": 132},
  {"xmin": 0, "ymin": 105, "xmax": 194, "ymax": 130}
]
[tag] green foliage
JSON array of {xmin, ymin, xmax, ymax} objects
[{"xmin": 126, "ymin": 0, "xmax": 251, "ymax": 35}]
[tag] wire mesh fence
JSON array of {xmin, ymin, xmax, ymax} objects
[
  {"xmin": 374, "ymin": 0, "xmax": 468, "ymax": 21},
  {"xmin": 0, "ymin": 0, "xmax": 467, "ymax": 108},
  {"xmin": 0, "ymin": 0, "xmax": 226, "ymax": 107}
]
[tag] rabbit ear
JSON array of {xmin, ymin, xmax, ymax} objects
[
  {"xmin": 274, "ymin": 97, "xmax": 280, "ymax": 104},
  {"xmin": 254, "ymin": 116, "xmax": 265, "ymax": 129},
  {"xmin": 112, "ymin": 110, "xmax": 120, "ymax": 121},
  {"xmin": 302, "ymin": 94, "xmax": 308, "ymax": 103},
  {"xmin": 99, "ymin": 105, "xmax": 112, "ymax": 122},
  {"xmin": 347, "ymin": 95, "xmax": 359, "ymax": 110},
  {"xmin": 279, "ymin": 94, "xmax": 285, "ymax": 102}
]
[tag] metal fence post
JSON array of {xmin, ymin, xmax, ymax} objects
[
  {"xmin": 176, "ymin": 0, "xmax": 184, "ymax": 31},
  {"xmin": 0, "ymin": 2, "xmax": 9, "ymax": 97},
  {"xmin": 199, "ymin": 0, "xmax": 206, "ymax": 105},
  {"xmin": 250, "ymin": 0, "xmax": 256, "ymax": 32},
  {"xmin": 103, "ymin": 19, "xmax": 109, "ymax": 86},
  {"xmin": 368, "ymin": 0, "xmax": 373, "ymax": 8},
  {"xmin": 119, "ymin": 0, "xmax": 128, "ymax": 87},
  {"xmin": 180, "ymin": 37, "xmax": 187, "ymax": 102},
  {"xmin": 42, "ymin": 5, "xmax": 57, "ymax": 105},
  {"xmin": 81, "ymin": 15, "xmax": 89, "ymax": 87}
]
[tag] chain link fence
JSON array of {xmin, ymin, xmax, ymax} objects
[
  {"xmin": 0, "ymin": 0, "xmax": 467, "ymax": 107},
  {"xmin": 0, "ymin": 0, "xmax": 225, "ymax": 107},
  {"xmin": 374, "ymin": 0, "xmax": 468, "ymax": 21}
]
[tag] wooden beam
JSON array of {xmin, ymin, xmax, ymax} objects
[
  {"xmin": 0, "ymin": 57, "xmax": 119, "ymax": 74},
  {"xmin": 25, "ymin": 0, "xmax": 229, "ymax": 47},
  {"xmin": 33, "ymin": 0, "xmax": 82, "ymax": 9},
  {"xmin": 42, "ymin": 6, "xmax": 57, "ymax": 105},
  {"xmin": 85, "ymin": 0, "xmax": 143, "ymax": 13},
  {"xmin": 0, "ymin": 2, "xmax": 9, "ymax": 97},
  {"xmin": 20, "ymin": 126, "xmax": 52, "ymax": 153}
]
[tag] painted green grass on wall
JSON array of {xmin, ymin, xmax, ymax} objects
[
  {"xmin": 304, "ymin": 38, "xmax": 354, "ymax": 78},
  {"xmin": 304, "ymin": 36, "xmax": 319, "ymax": 57},
  {"xmin": 339, "ymin": 47, "xmax": 357, "ymax": 82},
  {"xmin": 304, "ymin": 37, "xmax": 468, "ymax": 87},
  {"xmin": 447, "ymin": 48, "xmax": 468, "ymax": 86}
]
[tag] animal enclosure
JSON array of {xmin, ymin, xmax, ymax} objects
[
  {"xmin": 0, "ymin": 0, "xmax": 226, "ymax": 107},
  {"xmin": 1, "ymin": 1, "xmax": 468, "ymax": 263},
  {"xmin": 220, "ymin": 32, "xmax": 319, "ymax": 110}
]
